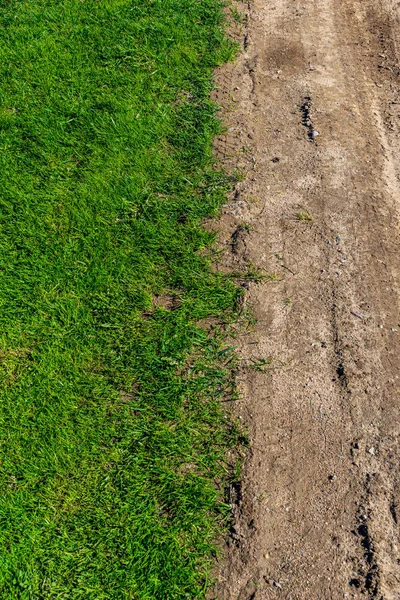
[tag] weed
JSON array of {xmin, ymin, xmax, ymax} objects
[
  {"xmin": 246, "ymin": 356, "xmax": 287, "ymax": 373},
  {"xmin": 297, "ymin": 209, "xmax": 314, "ymax": 223},
  {"xmin": 249, "ymin": 356, "xmax": 274, "ymax": 372},
  {"xmin": 230, "ymin": 263, "xmax": 279, "ymax": 284},
  {"xmin": 242, "ymin": 222, "xmax": 251, "ymax": 233},
  {"xmin": 233, "ymin": 166, "xmax": 248, "ymax": 181},
  {"xmin": 230, "ymin": 7, "xmax": 244, "ymax": 24}
]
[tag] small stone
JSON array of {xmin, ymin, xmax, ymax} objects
[{"xmin": 367, "ymin": 447, "xmax": 375, "ymax": 455}]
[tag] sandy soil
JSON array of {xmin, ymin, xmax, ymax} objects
[{"xmin": 212, "ymin": 0, "xmax": 400, "ymax": 598}]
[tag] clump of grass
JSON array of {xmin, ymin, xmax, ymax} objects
[
  {"xmin": 230, "ymin": 263, "xmax": 279, "ymax": 284},
  {"xmin": 230, "ymin": 7, "xmax": 244, "ymax": 24},
  {"xmin": 297, "ymin": 208, "xmax": 313, "ymax": 223},
  {"xmin": 0, "ymin": 1, "xmax": 242, "ymax": 598},
  {"xmin": 246, "ymin": 356, "xmax": 287, "ymax": 373}
]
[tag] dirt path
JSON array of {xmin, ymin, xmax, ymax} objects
[{"xmin": 213, "ymin": 0, "xmax": 400, "ymax": 598}]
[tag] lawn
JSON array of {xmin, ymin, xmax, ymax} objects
[{"xmin": 0, "ymin": 1, "xmax": 242, "ymax": 598}]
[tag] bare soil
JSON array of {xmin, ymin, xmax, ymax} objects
[{"xmin": 212, "ymin": 0, "xmax": 400, "ymax": 598}]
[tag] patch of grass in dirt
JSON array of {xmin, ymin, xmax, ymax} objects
[
  {"xmin": 0, "ymin": 1, "xmax": 243, "ymax": 598},
  {"xmin": 296, "ymin": 209, "xmax": 313, "ymax": 223}
]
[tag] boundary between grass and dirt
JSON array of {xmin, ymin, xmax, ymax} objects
[{"xmin": 0, "ymin": 1, "xmax": 256, "ymax": 598}]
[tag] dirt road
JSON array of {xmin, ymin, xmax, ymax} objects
[{"xmin": 213, "ymin": 0, "xmax": 400, "ymax": 598}]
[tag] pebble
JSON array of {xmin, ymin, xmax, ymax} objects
[{"xmin": 367, "ymin": 447, "xmax": 375, "ymax": 455}]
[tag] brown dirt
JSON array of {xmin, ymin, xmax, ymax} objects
[{"xmin": 212, "ymin": 0, "xmax": 400, "ymax": 598}]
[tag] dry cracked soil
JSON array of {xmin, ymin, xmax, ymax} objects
[{"xmin": 212, "ymin": 0, "xmax": 400, "ymax": 598}]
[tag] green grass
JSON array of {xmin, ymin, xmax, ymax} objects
[{"xmin": 0, "ymin": 1, "xmax": 243, "ymax": 598}]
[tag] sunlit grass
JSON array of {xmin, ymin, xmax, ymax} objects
[{"xmin": 0, "ymin": 1, "xmax": 241, "ymax": 597}]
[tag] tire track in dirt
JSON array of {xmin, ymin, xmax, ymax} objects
[{"xmin": 212, "ymin": 1, "xmax": 400, "ymax": 598}]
